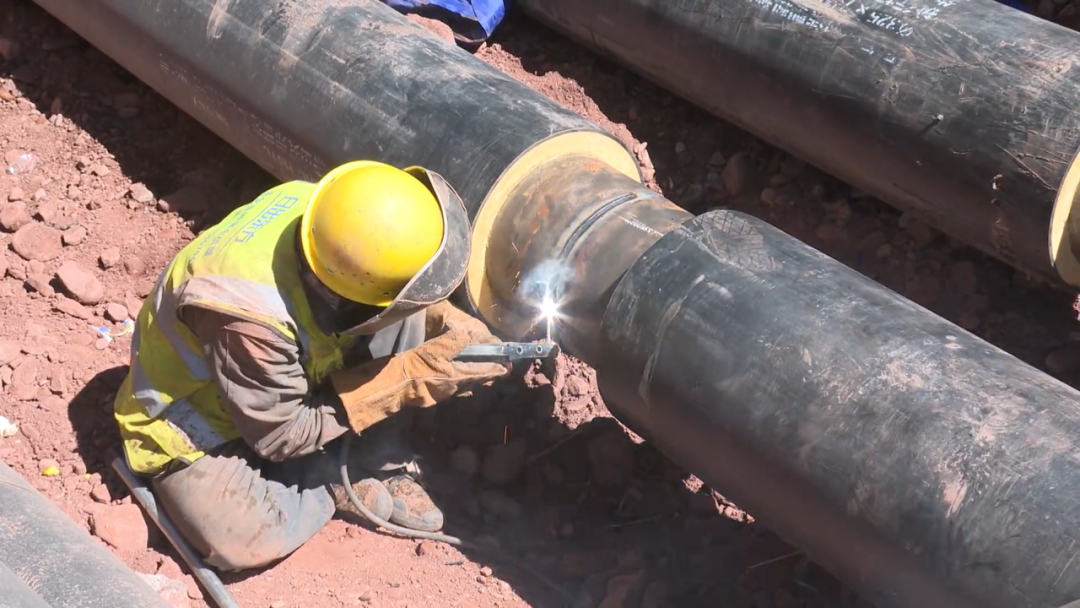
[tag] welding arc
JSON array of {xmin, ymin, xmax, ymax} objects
[
  {"xmin": 30, "ymin": 0, "xmax": 1080, "ymax": 607},
  {"xmin": 516, "ymin": 0, "xmax": 1080, "ymax": 289}
]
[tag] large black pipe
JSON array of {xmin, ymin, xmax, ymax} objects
[
  {"xmin": 0, "ymin": 460, "xmax": 173, "ymax": 608},
  {"xmin": 516, "ymin": 0, "xmax": 1080, "ymax": 289},
  {"xmin": 594, "ymin": 210, "xmax": 1080, "ymax": 608},
  {"xmin": 0, "ymin": 561, "xmax": 52, "ymax": 608},
  {"xmin": 29, "ymin": 1, "xmax": 1080, "ymax": 606}
]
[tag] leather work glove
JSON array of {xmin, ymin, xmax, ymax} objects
[{"xmin": 330, "ymin": 301, "xmax": 510, "ymax": 433}]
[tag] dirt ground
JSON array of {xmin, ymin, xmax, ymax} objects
[{"xmin": 2, "ymin": 1, "xmax": 1080, "ymax": 608}]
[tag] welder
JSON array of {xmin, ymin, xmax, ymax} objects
[{"xmin": 111, "ymin": 161, "xmax": 509, "ymax": 571}]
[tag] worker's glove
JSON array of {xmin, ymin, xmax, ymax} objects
[{"xmin": 329, "ymin": 300, "xmax": 510, "ymax": 433}]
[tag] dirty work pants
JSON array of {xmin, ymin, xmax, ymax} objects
[
  {"xmin": 152, "ymin": 440, "xmax": 336, "ymax": 572},
  {"xmin": 152, "ymin": 414, "xmax": 415, "ymax": 572}
]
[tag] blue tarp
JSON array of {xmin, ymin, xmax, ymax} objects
[
  {"xmin": 994, "ymin": 0, "xmax": 1031, "ymax": 11},
  {"xmin": 383, "ymin": 0, "xmax": 509, "ymax": 44}
]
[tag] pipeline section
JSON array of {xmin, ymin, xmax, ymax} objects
[
  {"xmin": 515, "ymin": 0, "xmax": 1080, "ymax": 289},
  {"xmin": 0, "ymin": 459, "xmax": 173, "ymax": 608},
  {"xmin": 0, "ymin": 561, "xmax": 52, "ymax": 608},
  {"xmin": 28, "ymin": 0, "xmax": 1080, "ymax": 606}
]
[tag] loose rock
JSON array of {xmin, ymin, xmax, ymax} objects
[
  {"xmin": 105, "ymin": 302, "xmax": 129, "ymax": 322},
  {"xmin": 129, "ymin": 183, "xmax": 155, "ymax": 204},
  {"xmin": 138, "ymin": 573, "xmax": 190, "ymax": 608},
  {"xmin": 25, "ymin": 273, "xmax": 54, "ymax": 296},
  {"xmin": 55, "ymin": 297, "xmax": 92, "ymax": 320},
  {"xmin": 158, "ymin": 186, "xmax": 208, "ymax": 214},
  {"xmin": 479, "ymin": 490, "xmax": 524, "ymax": 520},
  {"xmin": 90, "ymin": 483, "xmax": 113, "ymax": 504},
  {"xmin": 48, "ymin": 373, "xmax": 67, "ymax": 395},
  {"xmin": 721, "ymin": 151, "xmax": 751, "ymax": 197},
  {"xmin": 123, "ymin": 256, "xmax": 145, "ymax": 276},
  {"xmin": 12, "ymin": 223, "xmax": 63, "ymax": 261},
  {"xmin": 113, "ymin": 92, "xmax": 142, "ymax": 109},
  {"xmin": 62, "ymin": 225, "xmax": 88, "ymax": 246},
  {"xmin": 0, "ymin": 340, "xmax": 19, "ymax": 366},
  {"xmin": 6, "ymin": 260, "xmax": 25, "ymax": 280},
  {"xmin": 0, "ymin": 37, "xmax": 21, "ymax": 62},
  {"xmin": 125, "ymin": 294, "xmax": 144, "ymax": 320},
  {"xmin": 481, "ymin": 439, "xmax": 527, "ymax": 485},
  {"xmin": 8, "ymin": 187, "xmax": 24, "ymax": 202},
  {"xmin": 565, "ymin": 375, "xmax": 591, "ymax": 398},
  {"xmin": 90, "ymin": 503, "xmax": 150, "ymax": 552},
  {"xmin": 56, "ymin": 260, "xmax": 105, "ymax": 305},
  {"xmin": 12, "ymin": 359, "xmax": 38, "ymax": 389},
  {"xmin": 35, "ymin": 199, "xmax": 57, "ymax": 223},
  {"xmin": 99, "ymin": 247, "xmax": 121, "ymax": 269},
  {"xmin": 0, "ymin": 202, "xmax": 32, "ymax": 232},
  {"xmin": 450, "ymin": 445, "xmax": 480, "ymax": 478},
  {"xmin": 1046, "ymin": 343, "xmax": 1080, "ymax": 375}
]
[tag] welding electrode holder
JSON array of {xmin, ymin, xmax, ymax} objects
[{"xmin": 455, "ymin": 342, "xmax": 560, "ymax": 363}]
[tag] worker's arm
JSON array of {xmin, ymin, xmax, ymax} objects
[{"xmin": 182, "ymin": 307, "xmax": 350, "ymax": 462}]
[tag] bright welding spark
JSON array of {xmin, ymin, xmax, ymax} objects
[
  {"xmin": 539, "ymin": 296, "xmax": 559, "ymax": 342},
  {"xmin": 539, "ymin": 296, "xmax": 559, "ymax": 321}
]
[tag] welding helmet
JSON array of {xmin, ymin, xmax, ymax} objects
[{"xmin": 298, "ymin": 161, "xmax": 471, "ymax": 336}]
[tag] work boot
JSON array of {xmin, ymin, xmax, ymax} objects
[
  {"xmin": 332, "ymin": 476, "xmax": 394, "ymax": 522},
  {"xmin": 384, "ymin": 474, "xmax": 444, "ymax": 533}
]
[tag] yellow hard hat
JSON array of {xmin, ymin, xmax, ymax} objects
[{"xmin": 300, "ymin": 161, "xmax": 445, "ymax": 307}]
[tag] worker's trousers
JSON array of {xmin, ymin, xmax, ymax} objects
[
  {"xmin": 152, "ymin": 414, "xmax": 415, "ymax": 572},
  {"xmin": 152, "ymin": 440, "xmax": 336, "ymax": 572}
]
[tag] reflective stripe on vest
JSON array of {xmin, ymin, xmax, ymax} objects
[{"xmin": 115, "ymin": 181, "xmax": 357, "ymax": 475}]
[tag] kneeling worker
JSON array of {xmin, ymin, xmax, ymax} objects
[{"xmin": 112, "ymin": 161, "xmax": 508, "ymax": 570}]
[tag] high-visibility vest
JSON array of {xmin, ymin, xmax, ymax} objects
[{"xmin": 114, "ymin": 181, "xmax": 358, "ymax": 475}]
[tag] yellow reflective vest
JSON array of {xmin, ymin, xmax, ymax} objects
[{"xmin": 114, "ymin": 181, "xmax": 357, "ymax": 475}]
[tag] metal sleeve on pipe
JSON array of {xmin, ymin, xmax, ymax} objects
[
  {"xmin": 593, "ymin": 210, "xmax": 1080, "ymax": 608},
  {"xmin": 0, "ymin": 460, "xmax": 173, "ymax": 608},
  {"xmin": 515, "ymin": 0, "xmax": 1080, "ymax": 288}
]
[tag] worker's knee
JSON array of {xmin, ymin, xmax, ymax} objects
[
  {"xmin": 153, "ymin": 453, "xmax": 331, "ymax": 571},
  {"xmin": 201, "ymin": 527, "xmax": 288, "ymax": 572}
]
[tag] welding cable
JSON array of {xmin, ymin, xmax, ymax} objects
[{"xmin": 338, "ymin": 432, "xmax": 469, "ymax": 545}]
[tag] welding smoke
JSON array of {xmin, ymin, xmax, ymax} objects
[{"xmin": 517, "ymin": 259, "xmax": 573, "ymax": 311}]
